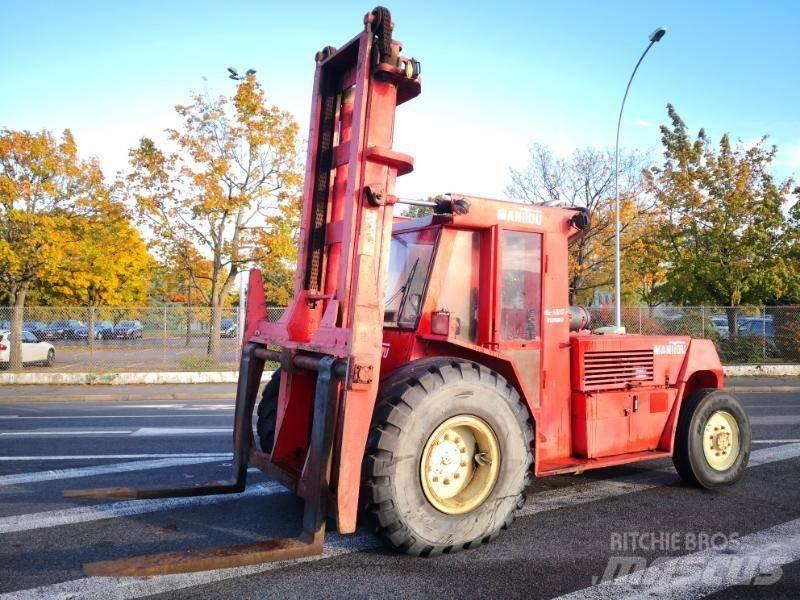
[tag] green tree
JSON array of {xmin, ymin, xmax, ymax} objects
[{"xmin": 644, "ymin": 104, "xmax": 799, "ymax": 334}]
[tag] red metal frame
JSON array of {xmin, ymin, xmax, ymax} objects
[{"xmin": 245, "ymin": 12, "xmax": 420, "ymax": 534}]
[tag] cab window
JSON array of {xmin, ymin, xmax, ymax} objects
[
  {"xmin": 438, "ymin": 230, "xmax": 481, "ymax": 343},
  {"xmin": 500, "ymin": 231, "xmax": 542, "ymax": 340},
  {"xmin": 384, "ymin": 228, "xmax": 439, "ymax": 327}
]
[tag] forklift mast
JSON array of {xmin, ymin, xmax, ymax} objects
[{"xmin": 245, "ymin": 6, "xmax": 420, "ymax": 533}]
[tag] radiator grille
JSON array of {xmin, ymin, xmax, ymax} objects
[{"xmin": 582, "ymin": 349, "xmax": 654, "ymax": 391}]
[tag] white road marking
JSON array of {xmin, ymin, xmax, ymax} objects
[
  {"xmin": 0, "ymin": 532, "xmax": 377, "ymax": 600},
  {"xmin": 746, "ymin": 442, "xmax": 800, "ymax": 465},
  {"xmin": 752, "ymin": 439, "xmax": 800, "ymax": 444},
  {"xmin": 0, "ymin": 454, "xmax": 230, "ymax": 461},
  {"xmin": 130, "ymin": 427, "xmax": 230, "ymax": 436},
  {"xmin": 750, "ymin": 415, "xmax": 800, "ymax": 425},
  {"xmin": 0, "ymin": 457, "xmax": 228, "ymax": 485},
  {"xmin": 0, "ymin": 429, "xmax": 135, "ymax": 436},
  {"xmin": 3, "ymin": 443, "xmax": 799, "ymax": 599},
  {"xmin": 0, "ymin": 427, "xmax": 231, "ymax": 437},
  {"xmin": 101, "ymin": 404, "xmax": 233, "ymax": 410},
  {"xmin": 553, "ymin": 518, "xmax": 800, "ymax": 600},
  {"xmin": 0, "ymin": 414, "xmax": 233, "ymax": 419},
  {"xmin": 0, "ymin": 482, "xmax": 283, "ymax": 534}
]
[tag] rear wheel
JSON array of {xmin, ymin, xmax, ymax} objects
[
  {"xmin": 45, "ymin": 349, "xmax": 55, "ymax": 367},
  {"xmin": 673, "ymin": 388, "xmax": 751, "ymax": 488},
  {"xmin": 362, "ymin": 358, "xmax": 533, "ymax": 556},
  {"xmin": 256, "ymin": 368, "xmax": 281, "ymax": 454}
]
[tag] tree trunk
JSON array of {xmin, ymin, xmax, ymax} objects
[
  {"xmin": 207, "ymin": 303, "xmax": 222, "ymax": 361},
  {"xmin": 88, "ymin": 307, "xmax": 96, "ymax": 351},
  {"xmin": 725, "ymin": 306, "xmax": 739, "ymax": 339},
  {"xmin": 185, "ymin": 286, "xmax": 192, "ymax": 347},
  {"xmin": 9, "ymin": 286, "xmax": 27, "ymax": 371}
]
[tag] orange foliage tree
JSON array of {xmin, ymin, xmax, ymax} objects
[
  {"xmin": 0, "ymin": 129, "xmax": 109, "ymax": 368},
  {"xmin": 126, "ymin": 74, "xmax": 302, "ymax": 359}
]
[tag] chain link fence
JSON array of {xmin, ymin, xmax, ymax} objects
[
  {"xmin": 587, "ymin": 306, "xmax": 800, "ymax": 364},
  {"xmin": 1, "ymin": 305, "xmax": 798, "ymax": 372},
  {"xmin": 0, "ymin": 306, "xmax": 285, "ymax": 373}
]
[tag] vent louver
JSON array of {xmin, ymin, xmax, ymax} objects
[{"xmin": 582, "ymin": 349, "xmax": 654, "ymax": 391}]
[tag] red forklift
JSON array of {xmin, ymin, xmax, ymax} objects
[{"xmin": 66, "ymin": 6, "xmax": 751, "ymax": 575}]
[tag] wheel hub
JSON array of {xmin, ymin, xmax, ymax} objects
[
  {"xmin": 703, "ymin": 410, "xmax": 740, "ymax": 471},
  {"xmin": 420, "ymin": 415, "xmax": 500, "ymax": 515}
]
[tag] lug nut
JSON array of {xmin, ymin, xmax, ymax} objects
[
  {"xmin": 453, "ymin": 473, "xmax": 460, "ymax": 479},
  {"xmin": 443, "ymin": 478, "xmax": 450, "ymax": 485}
]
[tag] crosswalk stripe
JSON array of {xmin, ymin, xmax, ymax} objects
[
  {"xmin": 2, "ymin": 443, "xmax": 799, "ymax": 599},
  {"xmin": 553, "ymin": 518, "xmax": 800, "ymax": 600},
  {"xmin": 0, "ymin": 482, "xmax": 282, "ymax": 534},
  {"xmin": 0, "ymin": 454, "xmax": 231, "ymax": 461},
  {"xmin": 0, "ymin": 427, "xmax": 232, "ymax": 437},
  {"xmin": 0, "ymin": 457, "xmax": 228, "ymax": 485}
]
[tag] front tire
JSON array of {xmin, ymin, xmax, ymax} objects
[
  {"xmin": 673, "ymin": 388, "xmax": 751, "ymax": 488},
  {"xmin": 256, "ymin": 368, "xmax": 281, "ymax": 454},
  {"xmin": 45, "ymin": 349, "xmax": 55, "ymax": 367},
  {"xmin": 362, "ymin": 358, "xmax": 533, "ymax": 556}
]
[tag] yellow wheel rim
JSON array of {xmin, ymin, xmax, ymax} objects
[
  {"xmin": 420, "ymin": 415, "xmax": 500, "ymax": 515},
  {"xmin": 703, "ymin": 410, "xmax": 740, "ymax": 471}
]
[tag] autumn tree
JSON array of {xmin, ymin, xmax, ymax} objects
[
  {"xmin": 152, "ymin": 242, "xmax": 215, "ymax": 345},
  {"xmin": 28, "ymin": 205, "xmax": 153, "ymax": 345},
  {"xmin": 0, "ymin": 128, "xmax": 107, "ymax": 369},
  {"xmin": 507, "ymin": 144, "xmax": 649, "ymax": 304},
  {"xmin": 644, "ymin": 104, "xmax": 799, "ymax": 334},
  {"xmin": 126, "ymin": 74, "xmax": 302, "ymax": 359}
]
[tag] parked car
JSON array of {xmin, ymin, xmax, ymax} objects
[
  {"xmin": 73, "ymin": 320, "xmax": 115, "ymax": 340},
  {"xmin": 0, "ymin": 330, "xmax": 56, "ymax": 368},
  {"xmin": 23, "ymin": 321, "xmax": 48, "ymax": 340},
  {"xmin": 739, "ymin": 318, "xmax": 775, "ymax": 338},
  {"xmin": 0, "ymin": 320, "xmax": 9, "ymax": 330},
  {"xmin": 113, "ymin": 320, "xmax": 144, "ymax": 339},
  {"xmin": 710, "ymin": 315, "xmax": 772, "ymax": 339},
  {"xmin": 41, "ymin": 319, "xmax": 84, "ymax": 340},
  {"xmin": 220, "ymin": 318, "xmax": 237, "ymax": 338}
]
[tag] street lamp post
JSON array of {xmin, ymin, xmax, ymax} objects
[{"xmin": 612, "ymin": 27, "xmax": 666, "ymax": 332}]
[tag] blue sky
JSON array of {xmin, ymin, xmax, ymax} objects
[{"xmin": 2, "ymin": 0, "xmax": 798, "ymax": 199}]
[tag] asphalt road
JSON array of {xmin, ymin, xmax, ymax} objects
[{"xmin": 0, "ymin": 392, "xmax": 799, "ymax": 599}]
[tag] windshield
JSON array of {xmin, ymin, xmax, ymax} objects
[{"xmin": 384, "ymin": 228, "xmax": 438, "ymax": 327}]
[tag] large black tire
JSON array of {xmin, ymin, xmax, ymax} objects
[
  {"xmin": 361, "ymin": 358, "xmax": 533, "ymax": 556},
  {"xmin": 673, "ymin": 388, "xmax": 751, "ymax": 489},
  {"xmin": 45, "ymin": 348, "xmax": 55, "ymax": 367},
  {"xmin": 256, "ymin": 368, "xmax": 281, "ymax": 454}
]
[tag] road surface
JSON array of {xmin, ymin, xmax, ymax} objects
[{"xmin": 0, "ymin": 391, "xmax": 799, "ymax": 598}]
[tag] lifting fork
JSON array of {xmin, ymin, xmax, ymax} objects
[{"xmin": 62, "ymin": 345, "xmax": 345, "ymax": 576}]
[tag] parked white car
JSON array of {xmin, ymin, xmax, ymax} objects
[{"xmin": 0, "ymin": 330, "xmax": 56, "ymax": 368}]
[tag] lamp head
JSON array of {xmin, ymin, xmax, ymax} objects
[{"xmin": 649, "ymin": 27, "xmax": 667, "ymax": 42}]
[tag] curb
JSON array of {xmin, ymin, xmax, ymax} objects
[{"xmin": 0, "ymin": 392, "xmax": 239, "ymax": 403}]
